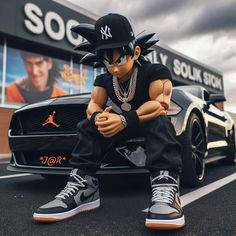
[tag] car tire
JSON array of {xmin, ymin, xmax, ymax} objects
[
  {"xmin": 219, "ymin": 126, "xmax": 235, "ymax": 165},
  {"xmin": 180, "ymin": 113, "xmax": 206, "ymax": 187}
]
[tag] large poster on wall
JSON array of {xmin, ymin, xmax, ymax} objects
[
  {"xmin": 5, "ymin": 48, "xmax": 95, "ymax": 105},
  {"xmin": 59, "ymin": 63, "xmax": 94, "ymax": 94},
  {"xmin": 5, "ymin": 48, "xmax": 68, "ymax": 104}
]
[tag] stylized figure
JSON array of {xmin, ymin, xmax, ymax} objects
[
  {"xmin": 42, "ymin": 111, "xmax": 60, "ymax": 127},
  {"xmin": 33, "ymin": 13, "xmax": 185, "ymax": 230}
]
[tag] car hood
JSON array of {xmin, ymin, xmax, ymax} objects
[{"xmin": 15, "ymin": 94, "xmax": 91, "ymax": 113}]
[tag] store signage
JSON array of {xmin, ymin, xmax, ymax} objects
[
  {"xmin": 24, "ymin": 2, "xmax": 82, "ymax": 46},
  {"xmin": 172, "ymin": 59, "xmax": 222, "ymax": 91},
  {"xmin": 149, "ymin": 46, "xmax": 223, "ymax": 92}
]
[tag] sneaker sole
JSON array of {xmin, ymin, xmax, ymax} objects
[
  {"xmin": 145, "ymin": 215, "xmax": 185, "ymax": 230},
  {"xmin": 33, "ymin": 199, "xmax": 100, "ymax": 222}
]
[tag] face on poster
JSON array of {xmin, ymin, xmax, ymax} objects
[{"xmin": 4, "ymin": 47, "xmax": 95, "ymax": 105}]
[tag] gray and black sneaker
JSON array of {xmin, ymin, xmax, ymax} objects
[
  {"xmin": 33, "ymin": 169, "xmax": 100, "ymax": 222},
  {"xmin": 145, "ymin": 170, "xmax": 185, "ymax": 230}
]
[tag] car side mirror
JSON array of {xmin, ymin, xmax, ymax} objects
[{"xmin": 208, "ymin": 94, "xmax": 226, "ymax": 104}]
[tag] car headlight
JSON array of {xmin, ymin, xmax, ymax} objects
[{"xmin": 167, "ymin": 101, "xmax": 182, "ymax": 116}]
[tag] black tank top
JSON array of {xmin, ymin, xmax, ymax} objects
[{"xmin": 94, "ymin": 62, "xmax": 172, "ymax": 112}]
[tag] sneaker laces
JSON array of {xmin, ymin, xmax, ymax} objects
[
  {"xmin": 56, "ymin": 171, "xmax": 87, "ymax": 200},
  {"xmin": 151, "ymin": 174, "xmax": 178, "ymax": 204}
]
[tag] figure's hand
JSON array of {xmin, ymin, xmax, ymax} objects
[
  {"xmin": 96, "ymin": 106, "xmax": 112, "ymax": 123},
  {"xmin": 96, "ymin": 107, "xmax": 125, "ymax": 137},
  {"xmin": 155, "ymin": 105, "xmax": 167, "ymax": 117}
]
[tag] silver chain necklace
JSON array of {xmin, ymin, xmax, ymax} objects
[{"xmin": 112, "ymin": 67, "xmax": 138, "ymax": 111}]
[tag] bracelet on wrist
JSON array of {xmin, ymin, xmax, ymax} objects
[
  {"xmin": 122, "ymin": 110, "xmax": 140, "ymax": 129},
  {"xmin": 119, "ymin": 115, "xmax": 127, "ymax": 128}
]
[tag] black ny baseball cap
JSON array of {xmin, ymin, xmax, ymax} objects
[{"xmin": 95, "ymin": 13, "xmax": 135, "ymax": 51}]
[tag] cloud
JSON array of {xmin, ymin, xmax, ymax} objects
[
  {"xmin": 184, "ymin": 1, "xmax": 236, "ymax": 36},
  {"xmin": 128, "ymin": 0, "xmax": 236, "ymax": 43},
  {"xmin": 127, "ymin": 0, "xmax": 188, "ymax": 20}
]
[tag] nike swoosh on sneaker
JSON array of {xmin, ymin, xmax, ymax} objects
[{"xmin": 80, "ymin": 190, "xmax": 97, "ymax": 202}]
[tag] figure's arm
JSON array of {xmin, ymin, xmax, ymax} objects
[
  {"xmin": 87, "ymin": 86, "xmax": 107, "ymax": 119},
  {"xmin": 136, "ymin": 79, "xmax": 172, "ymax": 122}
]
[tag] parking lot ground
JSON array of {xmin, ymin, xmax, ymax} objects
[{"xmin": 0, "ymin": 160, "xmax": 235, "ymax": 236}]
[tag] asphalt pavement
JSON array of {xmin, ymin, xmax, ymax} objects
[{"xmin": 0, "ymin": 158, "xmax": 235, "ymax": 236}]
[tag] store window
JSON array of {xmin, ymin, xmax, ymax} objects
[
  {"xmin": 59, "ymin": 62, "xmax": 95, "ymax": 94},
  {"xmin": 53, "ymin": 57, "xmax": 72, "ymax": 94},
  {"xmin": 95, "ymin": 67, "xmax": 104, "ymax": 77},
  {"xmin": 81, "ymin": 64, "xmax": 96, "ymax": 93},
  {"xmin": 59, "ymin": 61, "xmax": 81, "ymax": 94}
]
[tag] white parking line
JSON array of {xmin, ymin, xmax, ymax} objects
[
  {"xmin": 181, "ymin": 172, "xmax": 236, "ymax": 207},
  {"xmin": 0, "ymin": 161, "xmax": 10, "ymax": 164},
  {"xmin": 142, "ymin": 172, "xmax": 236, "ymax": 212},
  {"xmin": 0, "ymin": 173, "xmax": 32, "ymax": 180}
]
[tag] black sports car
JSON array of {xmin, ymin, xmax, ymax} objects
[{"xmin": 7, "ymin": 85, "xmax": 235, "ymax": 187}]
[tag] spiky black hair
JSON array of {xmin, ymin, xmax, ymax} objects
[{"xmin": 71, "ymin": 24, "xmax": 158, "ymax": 68}]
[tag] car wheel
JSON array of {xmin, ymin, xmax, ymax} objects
[
  {"xmin": 219, "ymin": 126, "xmax": 235, "ymax": 165},
  {"xmin": 180, "ymin": 113, "xmax": 206, "ymax": 187}
]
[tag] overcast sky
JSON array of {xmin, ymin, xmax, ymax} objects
[{"xmin": 67, "ymin": 0, "xmax": 236, "ymax": 113}]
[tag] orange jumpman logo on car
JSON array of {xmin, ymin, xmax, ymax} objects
[{"xmin": 42, "ymin": 111, "xmax": 60, "ymax": 128}]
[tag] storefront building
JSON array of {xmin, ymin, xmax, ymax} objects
[{"xmin": 0, "ymin": 0, "xmax": 224, "ymax": 154}]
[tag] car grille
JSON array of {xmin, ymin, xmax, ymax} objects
[{"xmin": 12, "ymin": 104, "xmax": 87, "ymax": 135}]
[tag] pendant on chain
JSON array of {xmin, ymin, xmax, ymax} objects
[{"xmin": 121, "ymin": 102, "xmax": 131, "ymax": 111}]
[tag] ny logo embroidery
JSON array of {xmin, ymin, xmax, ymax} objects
[{"xmin": 100, "ymin": 26, "xmax": 112, "ymax": 40}]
